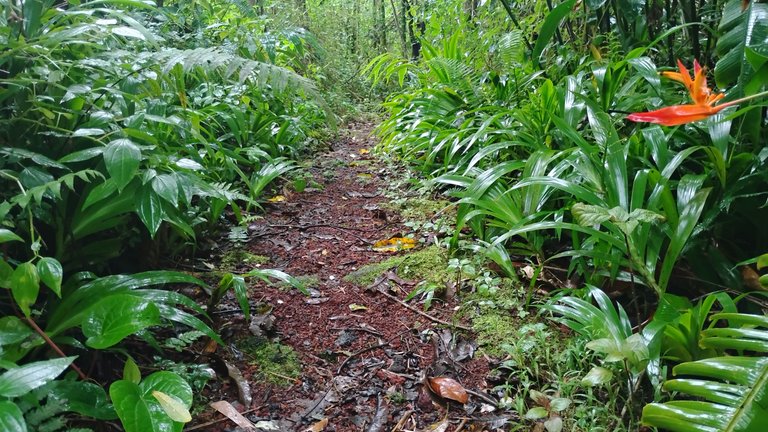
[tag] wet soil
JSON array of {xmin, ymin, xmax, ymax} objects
[{"xmin": 189, "ymin": 122, "xmax": 499, "ymax": 431}]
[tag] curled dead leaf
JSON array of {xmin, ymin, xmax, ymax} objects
[
  {"xmin": 372, "ymin": 237, "xmax": 417, "ymax": 252},
  {"xmin": 267, "ymin": 195, "xmax": 286, "ymax": 203},
  {"xmin": 302, "ymin": 417, "xmax": 328, "ymax": 432},
  {"xmin": 426, "ymin": 376, "xmax": 468, "ymax": 404}
]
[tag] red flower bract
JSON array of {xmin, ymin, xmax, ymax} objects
[{"xmin": 628, "ymin": 60, "xmax": 727, "ymax": 126}]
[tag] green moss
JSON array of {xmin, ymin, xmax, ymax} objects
[
  {"xmin": 239, "ymin": 339, "xmax": 301, "ymax": 386},
  {"xmin": 344, "ymin": 245, "xmax": 451, "ymax": 286},
  {"xmin": 220, "ymin": 249, "xmax": 269, "ymax": 272},
  {"xmin": 383, "ymin": 197, "xmax": 453, "ymax": 221}
]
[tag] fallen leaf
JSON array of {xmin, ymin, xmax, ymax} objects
[
  {"xmin": 209, "ymin": 400, "xmax": 256, "ymax": 430},
  {"xmin": 152, "ymin": 391, "xmax": 191, "ymax": 423},
  {"xmin": 224, "ymin": 361, "xmax": 252, "ymax": 407},
  {"xmin": 357, "ymin": 173, "xmax": 372, "ymax": 179},
  {"xmin": 302, "ymin": 417, "xmax": 328, "ymax": 432},
  {"xmin": 427, "ymin": 376, "xmax": 468, "ymax": 404},
  {"xmin": 372, "ymin": 237, "xmax": 417, "ymax": 252},
  {"xmin": 359, "ymin": 148, "xmax": 370, "ymax": 154},
  {"xmin": 348, "ymin": 303, "xmax": 368, "ymax": 311},
  {"xmin": 422, "ymin": 418, "xmax": 450, "ymax": 432},
  {"xmin": 267, "ymin": 195, "xmax": 285, "ymax": 203}
]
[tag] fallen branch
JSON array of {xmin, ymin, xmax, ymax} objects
[{"xmin": 337, "ymin": 342, "xmax": 390, "ymax": 374}]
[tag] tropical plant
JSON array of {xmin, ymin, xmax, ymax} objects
[{"xmin": 642, "ymin": 312, "xmax": 768, "ymax": 432}]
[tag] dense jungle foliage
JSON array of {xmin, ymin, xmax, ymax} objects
[{"xmin": 1, "ymin": 0, "xmax": 767, "ymax": 430}]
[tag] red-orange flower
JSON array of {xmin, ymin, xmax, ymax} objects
[{"xmin": 628, "ymin": 60, "xmax": 728, "ymax": 126}]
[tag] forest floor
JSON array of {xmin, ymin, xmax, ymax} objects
[{"xmin": 186, "ymin": 121, "xmax": 518, "ymax": 431}]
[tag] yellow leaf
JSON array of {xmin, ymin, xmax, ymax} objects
[
  {"xmin": 358, "ymin": 148, "xmax": 370, "ymax": 154},
  {"xmin": 152, "ymin": 391, "xmax": 191, "ymax": 423},
  {"xmin": 372, "ymin": 237, "xmax": 417, "ymax": 252},
  {"xmin": 349, "ymin": 303, "xmax": 368, "ymax": 311},
  {"xmin": 267, "ymin": 195, "xmax": 285, "ymax": 203}
]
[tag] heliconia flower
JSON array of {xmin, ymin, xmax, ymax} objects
[{"xmin": 627, "ymin": 60, "xmax": 745, "ymax": 126}]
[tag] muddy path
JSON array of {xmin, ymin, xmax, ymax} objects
[{"xmin": 191, "ymin": 121, "xmax": 503, "ymax": 431}]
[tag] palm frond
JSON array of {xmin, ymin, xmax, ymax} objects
[{"xmin": 642, "ymin": 312, "xmax": 768, "ymax": 432}]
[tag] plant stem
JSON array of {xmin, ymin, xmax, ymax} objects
[
  {"xmin": 25, "ymin": 316, "xmax": 88, "ymax": 380},
  {"xmin": 719, "ymin": 89, "xmax": 768, "ymax": 109}
]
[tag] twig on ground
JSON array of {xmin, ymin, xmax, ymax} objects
[
  {"xmin": 337, "ymin": 342, "xmax": 390, "ymax": 374},
  {"xmin": 466, "ymin": 389, "xmax": 498, "ymax": 406},
  {"xmin": 375, "ymin": 288, "xmax": 472, "ymax": 331},
  {"xmin": 391, "ymin": 409, "xmax": 414, "ymax": 432}
]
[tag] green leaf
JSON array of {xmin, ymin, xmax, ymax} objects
[
  {"xmin": 137, "ymin": 186, "xmax": 166, "ymax": 237},
  {"xmin": 0, "ymin": 229, "xmax": 22, "ymax": 244},
  {"xmin": 48, "ymin": 380, "xmax": 117, "ymax": 420},
  {"xmin": 525, "ymin": 406, "xmax": 549, "ymax": 420},
  {"xmin": 715, "ymin": 0, "xmax": 768, "ymax": 92},
  {"xmin": 152, "ymin": 174, "xmax": 179, "ymax": 204},
  {"xmin": 531, "ymin": 0, "xmax": 577, "ymax": 64},
  {"xmin": 124, "ymin": 357, "xmax": 141, "ymax": 384},
  {"xmin": 0, "ymin": 316, "xmax": 34, "ymax": 346},
  {"xmin": 0, "ymin": 401, "xmax": 26, "ymax": 432},
  {"xmin": 581, "ymin": 366, "xmax": 613, "ymax": 386},
  {"xmin": 550, "ymin": 397, "xmax": 571, "ymax": 412},
  {"xmin": 103, "ymin": 139, "xmax": 141, "ymax": 191},
  {"xmin": 586, "ymin": 338, "xmax": 625, "ymax": 362},
  {"xmin": 83, "ymin": 295, "xmax": 161, "ymax": 349},
  {"xmin": 36, "ymin": 257, "xmax": 63, "ymax": 297},
  {"xmin": 110, "ymin": 381, "xmax": 163, "ymax": 432},
  {"xmin": 110, "ymin": 371, "xmax": 192, "ymax": 432},
  {"xmin": 572, "ymin": 203, "xmax": 611, "ymax": 226},
  {"xmin": 0, "ymin": 357, "xmax": 75, "ymax": 398},
  {"xmin": 10, "ymin": 262, "xmax": 39, "ymax": 318}
]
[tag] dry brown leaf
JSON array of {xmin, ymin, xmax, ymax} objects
[
  {"xmin": 302, "ymin": 417, "xmax": 329, "ymax": 432},
  {"xmin": 427, "ymin": 376, "xmax": 469, "ymax": 404},
  {"xmin": 209, "ymin": 400, "xmax": 255, "ymax": 430},
  {"xmin": 422, "ymin": 418, "xmax": 450, "ymax": 432},
  {"xmin": 372, "ymin": 237, "xmax": 417, "ymax": 252}
]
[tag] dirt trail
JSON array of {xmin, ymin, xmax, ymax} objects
[{"xmin": 195, "ymin": 122, "xmax": 495, "ymax": 431}]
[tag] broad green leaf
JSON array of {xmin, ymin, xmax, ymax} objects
[
  {"xmin": 103, "ymin": 139, "xmax": 141, "ymax": 191},
  {"xmin": 0, "ymin": 317, "xmax": 33, "ymax": 346},
  {"xmin": 36, "ymin": 257, "xmax": 63, "ymax": 297},
  {"xmin": 550, "ymin": 397, "xmax": 571, "ymax": 412},
  {"xmin": 123, "ymin": 357, "xmax": 141, "ymax": 384},
  {"xmin": 0, "ymin": 357, "xmax": 75, "ymax": 398},
  {"xmin": 83, "ymin": 295, "xmax": 161, "ymax": 349},
  {"xmin": 586, "ymin": 338, "xmax": 624, "ymax": 362},
  {"xmin": 152, "ymin": 174, "xmax": 179, "ymax": 204},
  {"xmin": 0, "ymin": 258, "xmax": 12, "ymax": 288},
  {"xmin": 137, "ymin": 187, "xmax": 166, "ymax": 237},
  {"xmin": 582, "ymin": 366, "xmax": 613, "ymax": 386},
  {"xmin": 48, "ymin": 380, "xmax": 117, "ymax": 420},
  {"xmin": 152, "ymin": 391, "xmax": 192, "ymax": 423},
  {"xmin": 10, "ymin": 262, "xmax": 39, "ymax": 317},
  {"xmin": 525, "ymin": 406, "xmax": 549, "ymax": 420},
  {"xmin": 0, "ymin": 401, "xmax": 26, "ymax": 432},
  {"xmin": 715, "ymin": 0, "xmax": 768, "ymax": 91},
  {"xmin": 572, "ymin": 203, "xmax": 611, "ymax": 226},
  {"xmin": 0, "ymin": 229, "xmax": 22, "ymax": 244},
  {"xmin": 544, "ymin": 416, "xmax": 563, "ymax": 432},
  {"xmin": 140, "ymin": 371, "xmax": 193, "ymax": 407},
  {"xmin": 110, "ymin": 381, "xmax": 169, "ymax": 432}
]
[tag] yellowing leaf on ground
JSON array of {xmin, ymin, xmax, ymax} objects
[
  {"xmin": 349, "ymin": 303, "xmax": 368, "ymax": 311},
  {"xmin": 357, "ymin": 173, "xmax": 372, "ymax": 179},
  {"xmin": 372, "ymin": 237, "xmax": 417, "ymax": 252},
  {"xmin": 152, "ymin": 391, "xmax": 191, "ymax": 423},
  {"xmin": 267, "ymin": 195, "xmax": 286, "ymax": 203},
  {"xmin": 359, "ymin": 148, "xmax": 370, "ymax": 154}
]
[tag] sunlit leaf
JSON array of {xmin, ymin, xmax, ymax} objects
[
  {"xmin": 152, "ymin": 391, "xmax": 192, "ymax": 423},
  {"xmin": 372, "ymin": 237, "xmax": 417, "ymax": 252}
]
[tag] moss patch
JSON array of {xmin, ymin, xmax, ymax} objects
[
  {"xmin": 239, "ymin": 339, "xmax": 301, "ymax": 386},
  {"xmin": 220, "ymin": 249, "xmax": 270, "ymax": 272},
  {"xmin": 344, "ymin": 245, "xmax": 451, "ymax": 286},
  {"xmin": 383, "ymin": 197, "xmax": 453, "ymax": 221}
]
